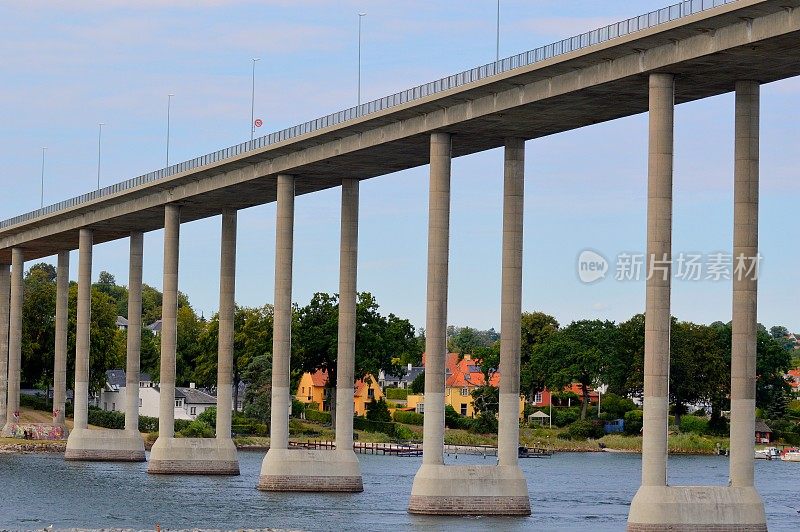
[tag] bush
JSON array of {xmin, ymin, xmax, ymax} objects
[
  {"xmin": 385, "ymin": 388, "xmax": 408, "ymax": 400},
  {"xmin": 564, "ymin": 419, "xmax": 605, "ymax": 440},
  {"xmin": 366, "ymin": 398, "xmax": 392, "ymax": 422},
  {"xmin": 600, "ymin": 393, "xmax": 637, "ymax": 419},
  {"xmin": 394, "ymin": 425, "xmax": 416, "ymax": 441},
  {"xmin": 174, "ymin": 419, "xmax": 192, "ymax": 433},
  {"xmin": 410, "ymin": 372, "xmax": 425, "ymax": 394},
  {"xmin": 138, "ymin": 415, "xmax": 158, "ymax": 433},
  {"xmin": 292, "ymin": 399, "xmax": 307, "ymax": 418},
  {"xmin": 679, "ymin": 415, "xmax": 709, "ymax": 435},
  {"xmin": 624, "ymin": 410, "xmax": 644, "ymax": 436},
  {"xmin": 353, "ymin": 417, "xmax": 401, "ymax": 439},
  {"xmin": 393, "ymin": 410, "xmax": 424, "ymax": 425},
  {"xmin": 551, "ymin": 407, "xmax": 580, "ymax": 427},
  {"xmin": 196, "ymin": 407, "xmax": 217, "ymax": 428},
  {"xmin": 469, "ymin": 413, "xmax": 498, "ymax": 434},
  {"xmin": 177, "ymin": 420, "xmax": 215, "ymax": 438},
  {"xmin": 87, "ymin": 407, "xmax": 125, "ymax": 429},
  {"xmin": 305, "ymin": 408, "xmax": 332, "ymax": 424}
]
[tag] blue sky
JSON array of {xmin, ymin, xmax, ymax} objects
[{"xmin": 1, "ymin": 0, "xmax": 797, "ymax": 332}]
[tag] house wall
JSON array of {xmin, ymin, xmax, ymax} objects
[
  {"xmin": 295, "ymin": 373, "xmax": 326, "ymax": 411},
  {"xmin": 100, "ymin": 388, "xmax": 126, "ymax": 412},
  {"xmin": 354, "ymin": 379, "xmax": 384, "ymax": 417}
]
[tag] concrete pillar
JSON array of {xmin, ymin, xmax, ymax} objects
[
  {"xmin": 730, "ymin": 81, "xmax": 760, "ymax": 488},
  {"xmin": 53, "ymin": 251, "xmax": 69, "ymax": 426},
  {"xmin": 335, "ymin": 178, "xmax": 359, "ymax": 452},
  {"xmin": 641, "ymin": 73, "xmax": 674, "ymax": 488},
  {"xmin": 125, "ymin": 232, "xmax": 144, "ymax": 433},
  {"xmin": 3, "ymin": 249, "xmax": 23, "ymax": 433},
  {"xmin": 269, "ymin": 174, "xmax": 294, "ymax": 450},
  {"xmin": 158, "ymin": 205, "xmax": 180, "ymax": 438},
  {"xmin": 73, "ymin": 230, "xmax": 93, "ymax": 431},
  {"xmin": 0, "ymin": 263, "xmax": 11, "ymax": 427},
  {"xmin": 628, "ymin": 75, "xmax": 766, "ymax": 532},
  {"xmin": 148, "ymin": 207, "xmax": 237, "ymax": 474},
  {"xmin": 498, "ymin": 138, "xmax": 524, "ymax": 467},
  {"xmin": 422, "ymin": 132, "xmax": 451, "ymax": 466},
  {"xmin": 216, "ymin": 210, "xmax": 236, "ymax": 440}
]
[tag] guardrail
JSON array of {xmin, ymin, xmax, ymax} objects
[{"xmin": 0, "ymin": 0, "xmax": 738, "ymax": 230}]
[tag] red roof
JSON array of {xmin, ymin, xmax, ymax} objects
[{"xmin": 421, "ymin": 352, "xmax": 501, "ymax": 388}]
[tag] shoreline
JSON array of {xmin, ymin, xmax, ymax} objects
[{"xmin": 0, "ymin": 438, "xmax": 725, "ymax": 456}]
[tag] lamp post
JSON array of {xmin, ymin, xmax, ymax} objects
[
  {"xmin": 166, "ymin": 94, "xmax": 174, "ymax": 167},
  {"xmin": 97, "ymin": 123, "xmax": 104, "ymax": 190},
  {"xmin": 40, "ymin": 147, "xmax": 47, "ymax": 209},
  {"xmin": 358, "ymin": 12, "xmax": 366, "ymax": 113},
  {"xmin": 250, "ymin": 58, "xmax": 260, "ymax": 143},
  {"xmin": 496, "ymin": 0, "xmax": 500, "ymax": 62}
]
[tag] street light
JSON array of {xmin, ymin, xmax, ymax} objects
[
  {"xmin": 166, "ymin": 94, "xmax": 174, "ymax": 167},
  {"xmin": 358, "ymin": 12, "xmax": 366, "ymax": 113},
  {"xmin": 496, "ymin": 0, "xmax": 500, "ymax": 62},
  {"xmin": 97, "ymin": 123, "xmax": 105, "ymax": 190},
  {"xmin": 40, "ymin": 147, "xmax": 47, "ymax": 209},
  {"xmin": 250, "ymin": 58, "xmax": 260, "ymax": 142}
]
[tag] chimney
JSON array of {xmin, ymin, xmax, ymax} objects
[{"xmin": 189, "ymin": 382, "xmax": 196, "ymax": 389}]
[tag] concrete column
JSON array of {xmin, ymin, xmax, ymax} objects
[
  {"xmin": 730, "ymin": 81, "xmax": 759, "ymax": 488},
  {"xmin": 335, "ymin": 179, "xmax": 359, "ymax": 452},
  {"xmin": 159, "ymin": 205, "xmax": 180, "ymax": 438},
  {"xmin": 125, "ymin": 232, "xmax": 144, "ymax": 433},
  {"xmin": 53, "ymin": 251, "xmax": 69, "ymax": 425},
  {"xmin": 74, "ymin": 230, "xmax": 93, "ymax": 430},
  {"xmin": 498, "ymin": 138, "xmax": 525, "ymax": 467},
  {"xmin": 216, "ymin": 210, "xmax": 237, "ymax": 440},
  {"xmin": 0, "ymin": 264, "xmax": 10, "ymax": 425},
  {"xmin": 641, "ymin": 73, "xmax": 674, "ymax": 487},
  {"xmin": 269, "ymin": 174, "xmax": 294, "ymax": 450},
  {"xmin": 422, "ymin": 132, "xmax": 451, "ymax": 466}
]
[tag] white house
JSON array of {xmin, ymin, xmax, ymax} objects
[{"xmin": 99, "ymin": 369, "xmax": 222, "ymax": 421}]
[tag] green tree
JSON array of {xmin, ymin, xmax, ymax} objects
[
  {"xmin": 608, "ymin": 313, "xmax": 645, "ymax": 398},
  {"xmin": 241, "ymin": 353, "xmax": 272, "ymax": 423},
  {"xmin": 532, "ymin": 320, "xmax": 617, "ymax": 420},
  {"xmin": 21, "ymin": 263, "xmax": 57, "ymax": 389},
  {"xmin": 410, "ymin": 371, "xmax": 425, "ymax": 394},
  {"xmin": 366, "ymin": 397, "xmax": 391, "ymax": 422},
  {"xmin": 176, "ymin": 305, "xmax": 204, "ymax": 386},
  {"xmin": 519, "ymin": 311, "xmax": 559, "ymax": 400}
]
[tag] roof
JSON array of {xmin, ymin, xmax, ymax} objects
[
  {"xmin": 529, "ymin": 411, "xmax": 550, "ymax": 418},
  {"xmin": 754, "ymin": 420, "xmax": 772, "ymax": 433},
  {"xmin": 381, "ymin": 366, "xmax": 424, "ymax": 384},
  {"xmin": 176, "ymin": 387, "xmax": 217, "ymax": 405},
  {"xmin": 116, "ymin": 315, "xmax": 129, "ymax": 327},
  {"xmin": 446, "ymin": 355, "xmax": 500, "ymax": 388},
  {"xmin": 146, "ymin": 319, "xmax": 162, "ymax": 332},
  {"xmin": 105, "ymin": 369, "xmax": 126, "ymax": 388}
]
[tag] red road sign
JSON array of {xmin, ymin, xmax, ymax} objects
[{"xmin": 254, "ymin": 119, "xmax": 263, "ymax": 128}]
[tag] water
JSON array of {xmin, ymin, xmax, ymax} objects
[{"xmin": 1, "ymin": 451, "xmax": 798, "ymax": 531}]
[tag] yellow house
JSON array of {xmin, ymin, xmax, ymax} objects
[
  {"xmin": 296, "ymin": 370, "xmax": 384, "ymax": 417},
  {"xmin": 406, "ymin": 354, "xmax": 525, "ymax": 420}
]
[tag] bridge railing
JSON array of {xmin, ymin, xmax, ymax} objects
[{"xmin": 1, "ymin": 0, "xmax": 737, "ymax": 230}]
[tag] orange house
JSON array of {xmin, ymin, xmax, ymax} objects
[
  {"xmin": 529, "ymin": 383, "xmax": 600, "ymax": 408},
  {"xmin": 296, "ymin": 370, "xmax": 384, "ymax": 417}
]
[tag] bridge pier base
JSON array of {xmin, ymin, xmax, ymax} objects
[
  {"xmin": 627, "ymin": 486, "xmax": 766, "ymax": 532},
  {"xmin": 408, "ymin": 464, "xmax": 530, "ymax": 516},
  {"xmin": 258, "ymin": 448, "xmax": 362, "ymax": 492},
  {"xmin": 148, "ymin": 436, "xmax": 238, "ymax": 474},
  {"xmin": 65, "ymin": 428, "xmax": 145, "ymax": 461}
]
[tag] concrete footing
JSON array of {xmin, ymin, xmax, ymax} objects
[
  {"xmin": 627, "ymin": 485, "xmax": 767, "ymax": 531},
  {"xmin": 1, "ymin": 422, "xmax": 68, "ymax": 440},
  {"xmin": 147, "ymin": 437, "xmax": 239, "ymax": 475},
  {"xmin": 408, "ymin": 464, "xmax": 530, "ymax": 516},
  {"xmin": 257, "ymin": 448, "xmax": 363, "ymax": 492},
  {"xmin": 64, "ymin": 428, "xmax": 145, "ymax": 461}
]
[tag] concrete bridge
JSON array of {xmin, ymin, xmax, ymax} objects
[{"xmin": 1, "ymin": 0, "xmax": 798, "ymax": 528}]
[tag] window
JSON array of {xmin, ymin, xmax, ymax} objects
[
  {"xmin": 190, "ymin": 406, "xmax": 196, "ymax": 415},
  {"xmin": 534, "ymin": 392, "xmax": 543, "ymax": 404},
  {"xmin": 175, "ymin": 399, "xmax": 182, "ymax": 407},
  {"xmin": 460, "ymin": 387, "xmax": 469, "ymax": 396},
  {"xmin": 417, "ymin": 403, "xmax": 424, "ymax": 414},
  {"xmin": 112, "ymin": 402, "xmax": 115, "ymax": 411},
  {"xmin": 139, "ymin": 398, "xmax": 143, "ymax": 407},
  {"xmin": 460, "ymin": 403, "xmax": 468, "ymax": 416},
  {"xmin": 368, "ymin": 388, "xmax": 375, "ymax": 399}
]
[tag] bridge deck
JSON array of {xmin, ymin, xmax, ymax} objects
[{"xmin": 2, "ymin": 0, "xmax": 799, "ymax": 262}]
